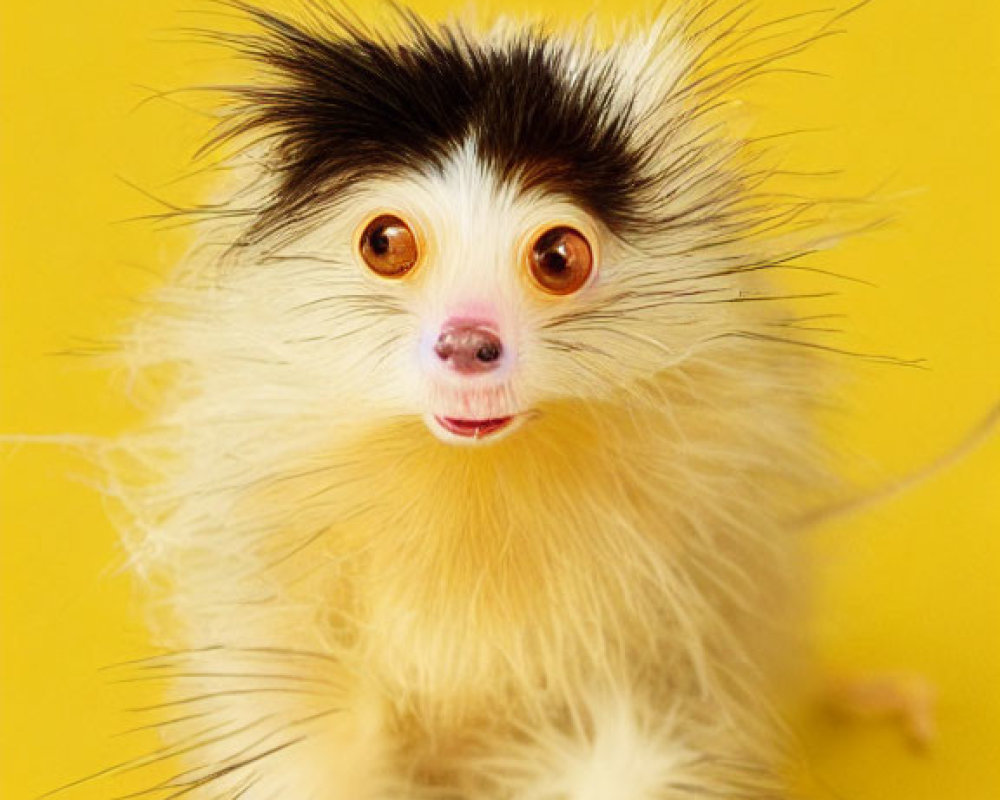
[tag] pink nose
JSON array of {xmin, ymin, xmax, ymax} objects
[{"xmin": 434, "ymin": 323, "xmax": 504, "ymax": 374}]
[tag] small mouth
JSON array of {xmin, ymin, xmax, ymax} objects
[
  {"xmin": 433, "ymin": 415, "xmax": 515, "ymax": 440},
  {"xmin": 425, "ymin": 414, "xmax": 521, "ymax": 445}
]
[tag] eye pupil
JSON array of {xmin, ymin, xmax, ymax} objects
[
  {"xmin": 542, "ymin": 250, "xmax": 568, "ymax": 275},
  {"xmin": 369, "ymin": 229, "xmax": 390, "ymax": 255}
]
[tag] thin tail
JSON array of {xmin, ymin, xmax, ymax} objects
[{"xmin": 797, "ymin": 399, "xmax": 1000, "ymax": 530}]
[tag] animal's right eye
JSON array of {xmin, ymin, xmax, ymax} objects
[{"xmin": 358, "ymin": 214, "xmax": 419, "ymax": 278}]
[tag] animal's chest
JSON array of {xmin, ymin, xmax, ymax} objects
[{"xmin": 339, "ymin": 508, "xmax": 686, "ymax": 713}]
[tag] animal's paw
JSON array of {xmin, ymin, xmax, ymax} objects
[{"xmin": 825, "ymin": 671, "xmax": 937, "ymax": 750}]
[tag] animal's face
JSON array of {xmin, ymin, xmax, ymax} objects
[
  {"xmin": 344, "ymin": 150, "xmax": 604, "ymax": 443},
  {"xmin": 227, "ymin": 145, "xmax": 723, "ymax": 448},
  {"xmin": 277, "ymin": 143, "xmax": 631, "ymax": 445},
  {"xmin": 179, "ymin": 11, "xmax": 799, "ymax": 448}
]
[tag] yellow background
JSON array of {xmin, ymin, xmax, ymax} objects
[{"xmin": 1, "ymin": 1, "xmax": 997, "ymax": 798}]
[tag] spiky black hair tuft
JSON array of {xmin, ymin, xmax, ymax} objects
[{"xmin": 211, "ymin": 4, "xmax": 653, "ymax": 241}]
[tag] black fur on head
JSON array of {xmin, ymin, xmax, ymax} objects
[{"xmin": 210, "ymin": 3, "xmax": 659, "ymax": 243}]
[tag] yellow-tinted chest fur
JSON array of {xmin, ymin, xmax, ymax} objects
[{"xmin": 166, "ymin": 362, "xmax": 819, "ymax": 733}]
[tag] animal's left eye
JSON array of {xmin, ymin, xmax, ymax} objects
[
  {"xmin": 528, "ymin": 226, "xmax": 593, "ymax": 295},
  {"xmin": 359, "ymin": 214, "xmax": 419, "ymax": 278}
]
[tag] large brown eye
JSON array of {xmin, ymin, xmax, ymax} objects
[
  {"xmin": 528, "ymin": 226, "xmax": 593, "ymax": 295},
  {"xmin": 359, "ymin": 214, "xmax": 419, "ymax": 278}
]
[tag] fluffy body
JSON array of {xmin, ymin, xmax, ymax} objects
[{"xmin": 111, "ymin": 3, "xmax": 846, "ymax": 797}]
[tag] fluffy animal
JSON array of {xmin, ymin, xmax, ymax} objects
[{"xmin": 108, "ymin": 2, "xmax": 858, "ymax": 797}]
